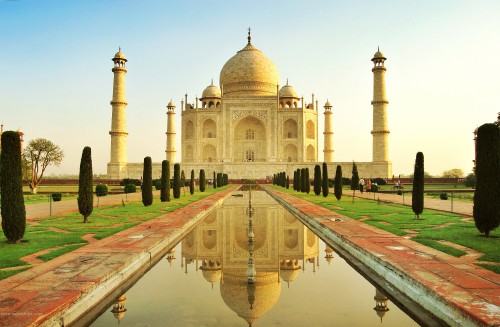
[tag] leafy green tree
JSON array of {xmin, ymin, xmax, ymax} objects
[
  {"xmin": 322, "ymin": 163, "xmax": 329, "ymax": 197},
  {"xmin": 142, "ymin": 156, "xmax": 153, "ymax": 206},
  {"xmin": 412, "ymin": 152, "xmax": 425, "ymax": 219},
  {"xmin": 173, "ymin": 163, "xmax": 181, "ymax": 199},
  {"xmin": 189, "ymin": 170, "xmax": 195, "ymax": 195},
  {"xmin": 23, "ymin": 138, "xmax": 64, "ymax": 194},
  {"xmin": 199, "ymin": 169, "xmax": 206, "ymax": 192},
  {"xmin": 464, "ymin": 172, "xmax": 476, "ymax": 188},
  {"xmin": 351, "ymin": 162, "xmax": 359, "ymax": 202},
  {"xmin": 473, "ymin": 124, "xmax": 500, "ymax": 237},
  {"xmin": 1, "ymin": 131, "xmax": 26, "ymax": 243},
  {"xmin": 160, "ymin": 160, "xmax": 170, "ymax": 202},
  {"xmin": 313, "ymin": 165, "xmax": 321, "ymax": 196},
  {"xmin": 442, "ymin": 168, "xmax": 464, "ymax": 178},
  {"xmin": 334, "ymin": 165, "xmax": 343, "ymax": 201},
  {"xmin": 78, "ymin": 146, "xmax": 93, "ymax": 223}
]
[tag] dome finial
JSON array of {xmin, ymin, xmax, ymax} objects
[
  {"xmin": 119, "ymin": 46, "xmax": 121, "ymax": 52},
  {"xmin": 247, "ymin": 27, "xmax": 251, "ymax": 44},
  {"xmin": 378, "ymin": 46, "xmax": 379, "ymax": 51},
  {"xmin": 286, "ymin": 78, "xmax": 289, "ymax": 85},
  {"xmin": 211, "ymin": 78, "xmax": 214, "ymax": 85}
]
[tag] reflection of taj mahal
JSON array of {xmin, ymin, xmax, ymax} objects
[{"xmin": 107, "ymin": 30, "xmax": 392, "ymax": 179}]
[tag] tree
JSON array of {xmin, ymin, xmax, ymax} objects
[
  {"xmin": 181, "ymin": 170, "xmax": 186, "ymax": 196},
  {"xmin": 473, "ymin": 124, "xmax": 500, "ymax": 237},
  {"xmin": 300, "ymin": 168, "xmax": 306, "ymax": 192},
  {"xmin": 142, "ymin": 156, "xmax": 153, "ymax": 206},
  {"xmin": 286, "ymin": 175, "xmax": 290, "ymax": 189},
  {"xmin": 351, "ymin": 162, "xmax": 359, "ymax": 202},
  {"xmin": 305, "ymin": 168, "xmax": 310, "ymax": 194},
  {"xmin": 78, "ymin": 146, "xmax": 93, "ymax": 223},
  {"xmin": 173, "ymin": 163, "xmax": 181, "ymax": 199},
  {"xmin": 297, "ymin": 169, "xmax": 301, "ymax": 192},
  {"xmin": 1, "ymin": 131, "xmax": 26, "ymax": 243},
  {"xmin": 334, "ymin": 165, "xmax": 343, "ymax": 201},
  {"xmin": 189, "ymin": 170, "xmax": 195, "ymax": 195},
  {"xmin": 160, "ymin": 160, "xmax": 170, "ymax": 202},
  {"xmin": 442, "ymin": 168, "xmax": 464, "ymax": 178},
  {"xmin": 199, "ymin": 169, "xmax": 206, "ymax": 192},
  {"xmin": 313, "ymin": 165, "xmax": 321, "ymax": 196},
  {"xmin": 23, "ymin": 138, "xmax": 64, "ymax": 194},
  {"xmin": 322, "ymin": 163, "xmax": 329, "ymax": 197},
  {"xmin": 412, "ymin": 152, "xmax": 425, "ymax": 220},
  {"xmin": 463, "ymin": 172, "xmax": 476, "ymax": 188}
]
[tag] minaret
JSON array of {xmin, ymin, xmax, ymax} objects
[
  {"xmin": 166, "ymin": 100, "xmax": 176, "ymax": 163},
  {"xmin": 323, "ymin": 100, "xmax": 334, "ymax": 162},
  {"xmin": 371, "ymin": 48, "xmax": 390, "ymax": 162},
  {"xmin": 108, "ymin": 48, "xmax": 128, "ymax": 178}
]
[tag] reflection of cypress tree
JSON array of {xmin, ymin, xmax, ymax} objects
[
  {"xmin": 1, "ymin": 131, "xmax": 26, "ymax": 243},
  {"xmin": 473, "ymin": 124, "xmax": 500, "ymax": 236},
  {"xmin": 78, "ymin": 146, "xmax": 93, "ymax": 223},
  {"xmin": 199, "ymin": 169, "xmax": 206, "ymax": 192},
  {"xmin": 160, "ymin": 160, "xmax": 169, "ymax": 202},
  {"xmin": 412, "ymin": 152, "xmax": 424, "ymax": 219},
  {"xmin": 142, "ymin": 157, "xmax": 153, "ymax": 206},
  {"xmin": 313, "ymin": 165, "xmax": 321, "ymax": 195},
  {"xmin": 322, "ymin": 162, "xmax": 329, "ymax": 197},
  {"xmin": 189, "ymin": 170, "xmax": 195, "ymax": 195},
  {"xmin": 334, "ymin": 165, "xmax": 343, "ymax": 201},
  {"xmin": 173, "ymin": 163, "xmax": 181, "ymax": 199}
]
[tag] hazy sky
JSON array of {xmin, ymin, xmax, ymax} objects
[{"xmin": 1, "ymin": 0, "xmax": 499, "ymax": 177}]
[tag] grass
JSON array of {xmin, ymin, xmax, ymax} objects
[
  {"xmin": 270, "ymin": 185, "xmax": 499, "ymax": 272},
  {"xmin": 0, "ymin": 186, "xmax": 229, "ymax": 279}
]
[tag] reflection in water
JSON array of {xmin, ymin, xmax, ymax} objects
[
  {"xmin": 181, "ymin": 189, "xmax": 320, "ymax": 326},
  {"xmin": 94, "ymin": 190, "xmax": 419, "ymax": 327}
]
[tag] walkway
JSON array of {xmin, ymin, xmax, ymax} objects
[
  {"xmin": 0, "ymin": 186, "xmax": 238, "ymax": 327},
  {"xmin": 263, "ymin": 186, "xmax": 499, "ymax": 327}
]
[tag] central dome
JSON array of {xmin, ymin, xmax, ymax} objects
[{"xmin": 220, "ymin": 41, "xmax": 279, "ymax": 96}]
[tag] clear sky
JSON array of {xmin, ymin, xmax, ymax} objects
[{"xmin": 1, "ymin": 0, "xmax": 499, "ymax": 177}]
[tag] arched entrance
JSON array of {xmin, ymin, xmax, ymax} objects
[{"xmin": 233, "ymin": 116, "xmax": 267, "ymax": 162}]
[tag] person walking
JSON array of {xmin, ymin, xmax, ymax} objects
[
  {"xmin": 359, "ymin": 178, "xmax": 365, "ymax": 193},
  {"xmin": 366, "ymin": 179, "xmax": 371, "ymax": 193}
]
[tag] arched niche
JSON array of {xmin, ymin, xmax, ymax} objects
[
  {"xmin": 233, "ymin": 115, "xmax": 267, "ymax": 162},
  {"xmin": 203, "ymin": 119, "xmax": 216, "ymax": 138},
  {"xmin": 283, "ymin": 118, "xmax": 298, "ymax": 139}
]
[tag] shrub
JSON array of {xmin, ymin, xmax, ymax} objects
[
  {"xmin": 78, "ymin": 146, "xmax": 93, "ymax": 223},
  {"xmin": 0, "ymin": 131, "xmax": 26, "ymax": 243},
  {"xmin": 473, "ymin": 123, "xmax": 500, "ymax": 237},
  {"xmin": 397, "ymin": 189, "xmax": 403, "ymax": 195},
  {"xmin": 372, "ymin": 177, "xmax": 387, "ymax": 186},
  {"xmin": 464, "ymin": 173, "xmax": 476, "ymax": 188},
  {"xmin": 95, "ymin": 184, "xmax": 108, "ymax": 197},
  {"xmin": 440, "ymin": 192, "xmax": 448, "ymax": 200},
  {"xmin": 154, "ymin": 179, "xmax": 161, "ymax": 190},
  {"xmin": 142, "ymin": 156, "xmax": 153, "ymax": 206},
  {"xmin": 124, "ymin": 183, "xmax": 136, "ymax": 193},
  {"xmin": 51, "ymin": 193, "xmax": 62, "ymax": 201},
  {"xmin": 371, "ymin": 184, "xmax": 379, "ymax": 192},
  {"xmin": 121, "ymin": 178, "xmax": 141, "ymax": 186},
  {"xmin": 342, "ymin": 177, "xmax": 351, "ymax": 185}
]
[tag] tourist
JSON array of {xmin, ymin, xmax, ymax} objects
[
  {"xmin": 359, "ymin": 178, "xmax": 365, "ymax": 193},
  {"xmin": 366, "ymin": 179, "xmax": 371, "ymax": 193}
]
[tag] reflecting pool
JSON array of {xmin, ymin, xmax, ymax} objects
[{"xmin": 91, "ymin": 190, "xmax": 420, "ymax": 326}]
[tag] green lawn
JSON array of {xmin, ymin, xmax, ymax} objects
[
  {"xmin": 270, "ymin": 185, "xmax": 499, "ymax": 272},
  {"xmin": 0, "ymin": 186, "xmax": 229, "ymax": 280}
]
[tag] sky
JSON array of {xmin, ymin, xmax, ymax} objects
[{"xmin": 1, "ymin": 0, "xmax": 499, "ymax": 177}]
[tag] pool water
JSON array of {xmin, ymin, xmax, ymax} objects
[{"xmin": 90, "ymin": 190, "xmax": 420, "ymax": 326}]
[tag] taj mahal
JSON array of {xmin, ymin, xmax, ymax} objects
[{"xmin": 106, "ymin": 30, "xmax": 392, "ymax": 179}]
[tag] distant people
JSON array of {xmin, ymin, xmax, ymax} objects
[
  {"xmin": 359, "ymin": 178, "xmax": 365, "ymax": 193},
  {"xmin": 366, "ymin": 179, "xmax": 372, "ymax": 193}
]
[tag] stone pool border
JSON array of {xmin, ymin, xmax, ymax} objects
[
  {"xmin": 0, "ymin": 186, "xmax": 238, "ymax": 327},
  {"xmin": 262, "ymin": 185, "xmax": 500, "ymax": 327}
]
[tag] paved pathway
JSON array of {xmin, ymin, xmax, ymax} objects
[
  {"xmin": 0, "ymin": 186, "xmax": 238, "ymax": 327},
  {"xmin": 263, "ymin": 186, "xmax": 499, "ymax": 327}
]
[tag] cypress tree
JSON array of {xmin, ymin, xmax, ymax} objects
[
  {"xmin": 473, "ymin": 124, "xmax": 500, "ymax": 236},
  {"xmin": 322, "ymin": 162, "xmax": 329, "ymax": 197},
  {"xmin": 166, "ymin": 160, "xmax": 171, "ymax": 201},
  {"xmin": 296, "ymin": 169, "xmax": 301, "ymax": 192},
  {"xmin": 217, "ymin": 173, "xmax": 222, "ymax": 187},
  {"xmin": 273, "ymin": 174, "xmax": 276, "ymax": 185},
  {"xmin": 1, "ymin": 131, "xmax": 26, "ymax": 243},
  {"xmin": 78, "ymin": 146, "xmax": 93, "ymax": 223},
  {"xmin": 412, "ymin": 152, "xmax": 425, "ymax": 219},
  {"xmin": 213, "ymin": 171, "xmax": 217, "ymax": 188},
  {"xmin": 334, "ymin": 165, "xmax": 343, "ymax": 201},
  {"xmin": 305, "ymin": 168, "xmax": 310, "ymax": 194},
  {"xmin": 173, "ymin": 163, "xmax": 181, "ymax": 199},
  {"xmin": 142, "ymin": 156, "xmax": 153, "ymax": 206},
  {"xmin": 351, "ymin": 162, "xmax": 359, "ymax": 202},
  {"xmin": 313, "ymin": 165, "xmax": 321, "ymax": 196},
  {"xmin": 300, "ymin": 168, "xmax": 306, "ymax": 192},
  {"xmin": 199, "ymin": 169, "xmax": 206, "ymax": 192},
  {"xmin": 181, "ymin": 170, "xmax": 186, "ymax": 195},
  {"xmin": 286, "ymin": 175, "xmax": 290, "ymax": 189},
  {"xmin": 160, "ymin": 160, "xmax": 169, "ymax": 202},
  {"xmin": 190, "ymin": 169, "xmax": 195, "ymax": 195}
]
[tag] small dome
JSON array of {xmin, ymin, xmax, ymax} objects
[
  {"xmin": 113, "ymin": 49, "xmax": 127, "ymax": 61},
  {"xmin": 324, "ymin": 100, "xmax": 332, "ymax": 108},
  {"xmin": 202, "ymin": 269, "xmax": 222, "ymax": 284},
  {"xmin": 202, "ymin": 82, "xmax": 221, "ymax": 98},
  {"xmin": 372, "ymin": 48, "xmax": 386, "ymax": 61},
  {"xmin": 279, "ymin": 81, "xmax": 298, "ymax": 98},
  {"xmin": 167, "ymin": 100, "xmax": 176, "ymax": 107}
]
